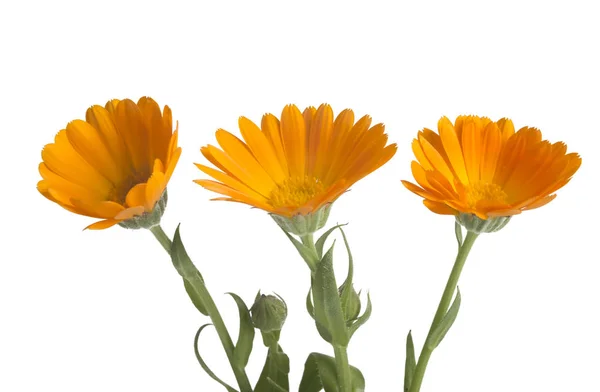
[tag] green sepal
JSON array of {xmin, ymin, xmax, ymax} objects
[
  {"xmin": 338, "ymin": 227, "xmax": 361, "ymax": 324},
  {"xmin": 183, "ymin": 278, "xmax": 209, "ymax": 316},
  {"xmin": 312, "ymin": 243, "xmax": 349, "ymax": 347},
  {"xmin": 193, "ymin": 323, "xmax": 239, "ymax": 392},
  {"xmin": 226, "ymin": 292, "xmax": 255, "ymax": 369},
  {"xmin": 299, "ymin": 352, "xmax": 365, "ymax": 392},
  {"xmin": 280, "ymin": 229, "xmax": 319, "ymax": 269},
  {"xmin": 404, "ymin": 330, "xmax": 416, "ymax": 392},
  {"xmin": 254, "ymin": 345, "xmax": 290, "ymax": 392},
  {"xmin": 454, "ymin": 221, "xmax": 463, "ymax": 248},
  {"xmin": 427, "ymin": 287, "xmax": 462, "ymax": 349},
  {"xmin": 315, "ymin": 223, "xmax": 347, "ymax": 260},
  {"xmin": 348, "ymin": 292, "xmax": 372, "ymax": 339}
]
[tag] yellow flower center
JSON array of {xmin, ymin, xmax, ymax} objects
[
  {"xmin": 465, "ymin": 182, "xmax": 508, "ymax": 208},
  {"xmin": 268, "ymin": 176, "xmax": 325, "ymax": 208}
]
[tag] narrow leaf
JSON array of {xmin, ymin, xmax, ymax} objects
[
  {"xmin": 266, "ymin": 378, "xmax": 288, "ymax": 392},
  {"xmin": 183, "ymin": 278, "xmax": 209, "ymax": 316},
  {"xmin": 226, "ymin": 292, "xmax": 255, "ymax": 368},
  {"xmin": 254, "ymin": 345, "xmax": 290, "ymax": 392},
  {"xmin": 280, "ymin": 229, "xmax": 318, "ymax": 268},
  {"xmin": 312, "ymin": 243, "xmax": 349, "ymax": 346},
  {"xmin": 193, "ymin": 324, "xmax": 239, "ymax": 392},
  {"xmin": 427, "ymin": 287, "xmax": 462, "ymax": 349},
  {"xmin": 306, "ymin": 287, "xmax": 315, "ymax": 320},
  {"xmin": 299, "ymin": 353, "xmax": 365, "ymax": 392},
  {"xmin": 315, "ymin": 223, "xmax": 347, "ymax": 259},
  {"xmin": 171, "ymin": 224, "xmax": 203, "ymax": 280},
  {"xmin": 349, "ymin": 292, "xmax": 372, "ymax": 338},
  {"xmin": 338, "ymin": 227, "xmax": 360, "ymax": 324},
  {"xmin": 404, "ymin": 330, "xmax": 416, "ymax": 392},
  {"xmin": 455, "ymin": 221, "xmax": 463, "ymax": 248}
]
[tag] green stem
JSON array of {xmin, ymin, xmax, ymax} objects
[
  {"xmin": 150, "ymin": 225, "xmax": 253, "ymax": 392},
  {"xmin": 408, "ymin": 230, "xmax": 479, "ymax": 392},
  {"xmin": 334, "ymin": 345, "xmax": 352, "ymax": 392},
  {"xmin": 150, "ymin": 225, "xmax": 172, "ymax": 252},
  {"xmin": 301, "ymin": 233, "xmax": 353, "ymax": 392},
  {"xmin": 300, "ymin": 233, "xmax": 319, "ymax": 270}
]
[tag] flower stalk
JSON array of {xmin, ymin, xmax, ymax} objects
[
  {"xmin": 408, "ymin": 230, "xmax": 479, "ymax": 392},
  {"xmin": 150, "ymin": 225, "xmax": 253, "ymax": 392}
]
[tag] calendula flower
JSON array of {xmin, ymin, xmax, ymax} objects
[
  {"xmin": 402, "ymin": 115, "xmax": 581, "ymax": 225},
  {"xmin": 194, "ymin": 104, "xmax": 397, "ymax": 232},
  {"xmin": 38, "ymin": 97, "xmax": 181, "ymax": 230}
]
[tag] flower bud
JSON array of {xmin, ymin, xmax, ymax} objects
[
  {"xmin": 455, "ymin": 213, "xmax": 511, "ymax": 234},
  {"xmin": 119, "ymin": 191, "xmax": 168, "ymax": 230},
  {"xmin": 339, "ymin": 283, "xmax": 361, "ymax": 322},
  {"xmin": 250, "ymin": 293, "xmax": 288, "ymax": 333},
  {"xmin": 270, "ymin": 204, "xmax": 332, "ymax": 236}
]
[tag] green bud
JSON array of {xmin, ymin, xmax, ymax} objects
[
  {"xmin": 455, "ymin": 212, "xmax": 511, "ymax": 234},
  {"xmin": 119, "ymin": 190, "xmax": 168, "ymax": 230},
  {"xmin": 339, "ymin": 283, "xmax": 361, "ymax": 323},
  {"xmin": 250, "ymin": 293, "xmax": 288, "ymax": 333},
  {"xmin": 270, "ymin": 203, "xmax": 332, "ymax": 236}
]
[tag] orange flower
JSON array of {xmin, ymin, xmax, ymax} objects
[
  {"xmin": 402, "ymin": 115, "xmax": 581, "ymax": 220},
  {"xmin": 195, "ymin": 104, "xmax": 397, "ymax": 218},
  {"xmin": 38, "ymin": 97, "xmax": 181, "ymax": 230}
]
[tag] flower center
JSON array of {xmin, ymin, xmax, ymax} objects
[
  {"xmin": 268, "ymin": 176, "xmax": 325, "ymax": 208},
  {"xmin": 465, "ymin": 182, "xmax": 507, "ymax": 208}
]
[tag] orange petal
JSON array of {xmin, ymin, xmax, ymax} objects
[
  {"xmin": 238, "ymin": 116, "xmax": 286, "ymax": 183},
  {"xmin": 280, "ymin": 104, "xmax": 306, "ymax": 178},
  {"xmin": 114, "ymin": 99, "xmax": 150, "ymax": 174},
  {"xmin": 461, "ymin": 119, "xmax": 482, "ymax": 183},
  {"xmin": 66, "ymin": 120, "xmax": 121, "ymax": 184},
  {"xmin": 125, "ymin": 183, "xmax": 147, "ymax": 208},
  {"xmin": 423, "ymin": 200, "xmax": 457, "ymax": 215},
  {"xmin": 194, "ymin": 163, "xmax": 268, "ymax": 203},
  {"xmin": 85, "ymin": 219, "xmax": 120, "ymax": 230},
  {"xmin": 214, "ymin": 130, "xmax": 275, "ymax": 194},
  {"xmin": 194, "ymin": 179, "xmax": 273, "ymax": 212},
  {"xmin": 145, "ymin": 171, "xmax": 166, "ymax": 211},
  {"xmin": 115, "ymin": 206, "xmax": 145, "ymax": 220},
  {"xmin": 479, "ymin": 122, "xmax": 502, "ymax": 183},
  {"xmin": 419, "ymin": 133, "xmax": 456, "ymax": 187},
  {"xmin": 311, "ymin": 104, "xmax": 334, "ymax": 179},
  {"xmin": 439, "ymin": 116, "xmax": 468, "ymax": 184},
  {"xmin": 261, "ymin": 114, "xmax": 289, "ymax": 175}
]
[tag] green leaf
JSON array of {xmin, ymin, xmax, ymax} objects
[
  {"xmin": 306, "ymin": 287, "xmax": 315, "ymax": 320},
  {"xmin": 280, "ymin": 229, "xmax": 318, "ymax": 269},
  {"xmin": 404, "ymin": 330, "xmax": 416, "ymax": 392},
  {"xmin": 299, "ymin": 353, "xmax": 365, "ymax": 392},
  {"xmin": 455, "ymin": 221, "xmax": 463, "ymax": 248},
  {"xmin": 226, "ymin": 292, "xmax": 255, "ymax": 368},
  {"xmin": 315, "ymin": 223, "xmax": 347, "ymax": 259},
  {"xmin": 338, "ymin": 227, "xmax": 361, "ymax": 323},
  {"xmin": 193, "ymin": 324, "xmax": 239, "ymax": 392},
  {"xmin": 427, "ymin": 287, "xmax": 462, "ymax": 350},
  {"xmin": 312, "ymin": 243, "xmax": 349, "ymax": 347},
  {"xmin": 183, "ymin": 278, "xmax": 209, "ymax": 316},
  {"xmin": 254, "ymin": 345, "xmax": 290, "ymax": 392},
  {"xmin": 171, "ymin": 224, "xmax": 204, "ymax": 280},
  {"xmin": 349, "ymin": 292, "xmax": 372, "ymax": 339}
]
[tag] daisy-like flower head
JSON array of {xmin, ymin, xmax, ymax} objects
[
  {"xmin": 195, "ymin": 103, "xmax": 397, "ymax": 234},
  {"xmin": 38, "ymin": 97, "xmax": 181, "ymax": 230},
  {"xmin": 402, "ymin": 115, "xmax": 581, "ymax": 232}
]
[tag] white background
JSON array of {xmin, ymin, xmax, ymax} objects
[{"xmin": 1, "ymin": 1, "xmax": 599, "ymax": 391}]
